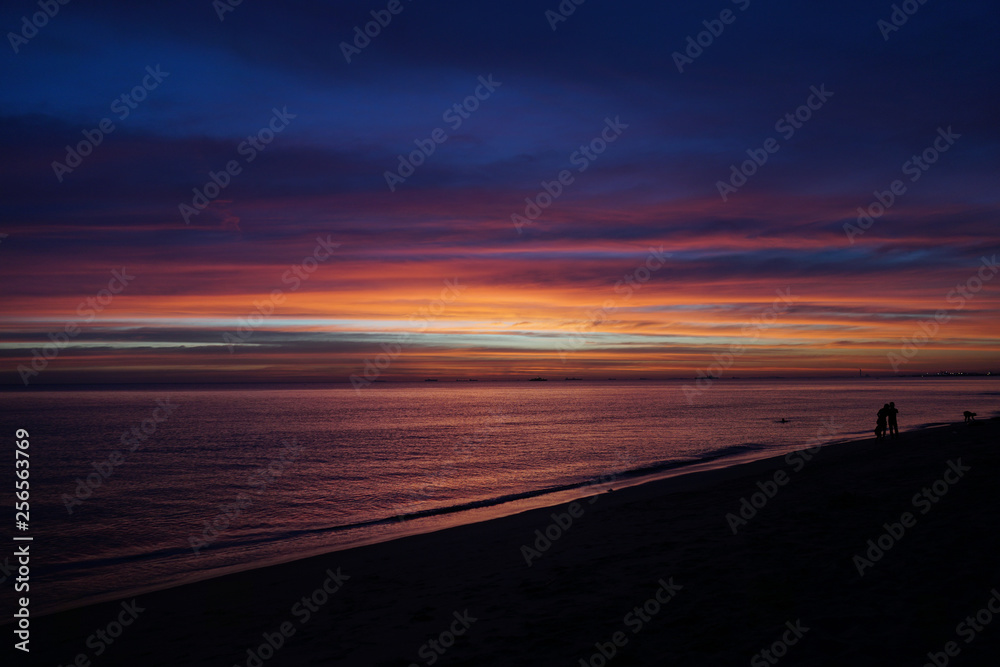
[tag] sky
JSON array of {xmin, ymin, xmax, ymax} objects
[{"xmin": 1, "ymin": 0, "xmax": 998, "ymax": 384}]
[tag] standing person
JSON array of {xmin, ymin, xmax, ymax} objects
[
  {"xmin": 875, "ymin": 404, "xmax": 888, "ymax": 441},
  {"xmin": 887, "ymin": 402, "xmax": 899, "ymax": 439}
]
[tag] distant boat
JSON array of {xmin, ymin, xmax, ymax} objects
[
  {"xmin": 424, "ymin": 379, "xmax": 438, "ymax": 382},
  {"xmin": 564, "ymin": 377, "xmax": 583, "ymax": 381},
  {"xmin": 529, "ymin": 377, "xmax": 548, "ymax": 381}
]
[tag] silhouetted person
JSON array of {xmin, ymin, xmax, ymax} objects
[
  {"xmin": 887, "ymin": 402, "xmax": 899, "ymax": 439},
  {"xmin": 964, "ymin": 411, "xmax": 977, "ymax": 423},
  {"xmin": 875, "ymin": 404, "xmax": 889, "ymax": 441}
]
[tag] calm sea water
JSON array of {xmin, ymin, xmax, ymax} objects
[{"xmin": 1, "ymin": 378, "xmax": 997, "ymax": 616}]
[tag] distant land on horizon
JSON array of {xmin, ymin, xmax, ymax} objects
[{"xmin": 3, "ymin": 371, "xmax": 996, "ymax": 389}]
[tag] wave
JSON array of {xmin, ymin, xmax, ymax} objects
[
  {"xmin": 299, "ymin": 443, "xmax": 779, "ymax": 534},
  {"xmin": 51, "ymin": 443, "xmax": 784, "ymax": 578},
  {"xmin": 40, "ymin": 440, "xmax": 848, "ymax": 600},
  {"xmin": 52, "ymin": 441, "xmax": 790, "ymax": 579},
  {"xmin": 27, "ymin": 438, "xmax": 851, "ymax": 618}
]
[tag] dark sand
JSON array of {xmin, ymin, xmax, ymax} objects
[{"xmin": 31, "ymin": 419, "xmax": 1000, "ymax": 666}]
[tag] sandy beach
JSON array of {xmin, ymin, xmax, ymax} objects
[{"xmin": 30, "ymin": 418, "xmax": 1000, "ymax": 666}]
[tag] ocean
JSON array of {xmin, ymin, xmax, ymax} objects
[{"xmin": 2, "ymin": 378, "xmax": 997, "ymax": 617}]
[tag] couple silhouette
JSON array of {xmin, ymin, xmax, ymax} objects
[{"xmin": 875, "ymin": 402, "xmax": 899, "ymax": 441}]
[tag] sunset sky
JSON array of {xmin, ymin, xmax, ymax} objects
[{"xmin": 1, "ymin": 0, "xmax": 998, "ymax": 383}]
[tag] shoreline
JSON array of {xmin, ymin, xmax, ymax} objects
[
  {"xmin": 32, "ymin": 418, "xmax": 1000, "ymax": 665},
  {"xmin": 29, "ymin": 421, "xmax": 859, "ymax": 619}
]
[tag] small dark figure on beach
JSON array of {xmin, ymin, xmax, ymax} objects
[
  {"xmin": 964, "ymin": 411, "xmax": 977, "ymax": 423},
  {"xmin": 887, "ymin": 402, "xmax": 899, "ymax": 439},
  {"xmin": 875, "ymin": 404, "xmax": 889, "ymax": 441}
]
